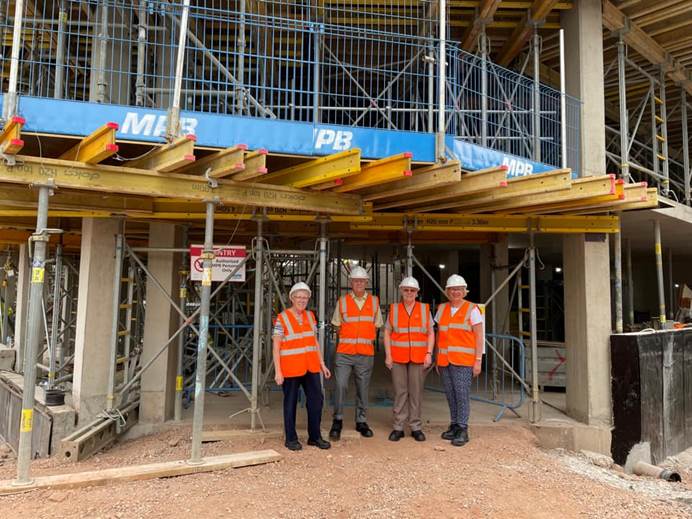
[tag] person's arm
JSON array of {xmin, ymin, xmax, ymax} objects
[
  {"xmin": 273, "ymin": 334, "xmax": 284, "ymax": 385},
  {"xmin": 423, "ymin": 310, "xmax": 434, "ymax": 368},
  {"xmin": 316, "ymin": 328, "xmax": 332, "ymax": 379},
  {"xmin": 472, "ymin": 323, "xmax": 483, "ymax": 377},
  {"xmin": 331, "ymin": 303, "xmax": 341, "ymax": 328},
  {"xmin": 384, "ymin": 321, "xmax": 393, "ymax": 370}
]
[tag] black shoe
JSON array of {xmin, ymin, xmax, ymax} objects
[
  {"xmin": 451, "ymin": 426, "xmax": 469, "ymax": 447},
  {"xmin": 388, "ymin": 430, "xmax": 405, "ymax": 442},
  {"xmin": 307, "ymin": 437, "xmax": 331, "ymax": 449},
  {"xmin": 355, "ymin": 422, "xmax": 374, "ymax": 438},
  {"xmin": 285, "ymin": 440, "xmax": 302, "ymax": 451},
  {"xmin": 411, "ymin": 430, "xmax": 426, "ymax": 442},
  {"xmin": 329, "ymin": 419, "xmax": 343, "ymax": 441},
  {"xmin": 441, "ymin": 423, "xmax": 460, "ymax": 441}
]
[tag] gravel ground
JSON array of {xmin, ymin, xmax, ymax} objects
[{"xmin": 0, "ymin": 424, "xmax": 690, "ymax": 518}]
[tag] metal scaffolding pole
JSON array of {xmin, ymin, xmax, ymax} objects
[
  {"xmin": 236, "ymin": 0, "xmax": 247, "ymax": 113},
  {"xmin": 436, "ymin": 0, "xmax": 446, "ymax": 160},
  {"xmin": 532, "ymin": 29, "xmax": 541, "ymax": 163},
  {"xmin": 14, "ymin": 185, "xmax": 50, "ymax": 486},
  {"xmin": 653, "ymin": 220, "xmax": 666, "ymax": 326},
  {"xmin": 406, "ymin": 228, "xmax": 413, "ymax": 277},
  {"xmin": 106, "ymin": 230, "xmax": 124, "ymax": 411},
  {"xmin": 168, "ymin": 0, "xmax": 192, "ymax": 139},
  {"xmin": 667, "ymin": 248, "xmax": 673, "ymax": 320},
  {"xmin": 682, "ymin": 89, "xmax": 690, "ymax": 206},
  {"xmin": 135, "ymin": 1, "xmax": 147, "ymax": 106},
  {"xmin": 480, "ymin": 25, "xmax": 488, "ymax": 148},
  {"xmin": 659, "ymin": 67, "xmax": 670, "ymax": 196},
  {"xmin": 617, "ymin": 34, "xmax": 629, "ymax": 181},
  {"xmin": 559, "ymin": 28, "xmax": 567, "ymax": 169},
  {"xmin": 96, "ymin": 0, "xmax": 109, "ymax": 103},
  {"xmin": 625, "ymin": 238, "xmax": 634, "ymax": 327},
  {"xmin": 613, "ymin": 228, "xmax": 623, "ymax": 333},
  {"xmin": 250, "ymin": 215, "xmax": 264, "ymax": 431},
  {"xmin": 53, "ymin": 0, "xmax": 67, "ymax": 100},
  {"xmin": 528, "ymin": 233, "xmax": 541, "ymax": 423},
  {"xmin": 175, "ymin": 230, "xmax": 189, "ymax": 422},
  {"xmin": 318, "ymin": 220, "xmax": 328, "ymax": 369},
  {"xmin": 189, "ymin": 202, "xmax": 215, "ymax": 464},
  {"xmin": 312, "ymin": 24, "xmax": 321, "ymax": 125},
  {"xmin": 3, "ymin": 0, "xmax": 24, "ymax": 119},
  {"xmin": 47, "ymin": 244, "xmax": 63, "ymax": 388}
]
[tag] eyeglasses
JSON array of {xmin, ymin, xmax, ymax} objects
[
  {"xmin": 292, "ymin": 296, "xmax": 310, "ymax": 301},
  {"xmin": 401, "ymin": 288, "xmax": 418, "ymax": 293}
]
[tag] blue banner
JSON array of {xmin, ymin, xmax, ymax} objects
[{"xmin": 14, "ymin": 96, "xmax": 562, "ymax": 177}]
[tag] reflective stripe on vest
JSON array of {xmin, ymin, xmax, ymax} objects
[
  {"xmin": 277, "ymin": 310, "xmax": 321, "ymax": 377},
  {"xmin": 436, "ymin": 301, "xmax": 477, "ymax": 368},
  {"xmin": 389, "ymin": 302, "xmax": 429, "ymax": 364},
  {"xmin": 337, "ymin": 293, "xmax": 378, "ymax": 356}
]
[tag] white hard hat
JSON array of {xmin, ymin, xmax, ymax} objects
[
  {"xmin": 399, "ymin": 277, "xmax": 420, "ymax": 290},
  {"xmin": 289, "ymin": 281, "xmax": 312, "ymax": 298},
  {"xmin": 445, "ymin": 274, "xmax": 468, "ymax": 289},
  {"xmin": 349, "ymin": 265, "xmax": 369, "ymax": 280}
]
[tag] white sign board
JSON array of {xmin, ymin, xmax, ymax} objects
[{"xmin": 189, "ymin": 245, "xmax": 246, "ymax": 283}]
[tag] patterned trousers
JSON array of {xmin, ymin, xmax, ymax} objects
[{"xmin": 440, "ymin": 365, "xmax": 473, "ymax": 427}]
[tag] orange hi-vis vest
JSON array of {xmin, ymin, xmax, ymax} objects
[
  {"xmin": 436, "ymin": 301, "xmax": 477, "ymax": 367},
  {"xmin": 337, "ymin": 293, "xmax": 379, "ymax": 356},
  {"xmin": 388, "ymin": 302, "xmax": 430, "ymax": 364},
  {"xmin": 276, "ymin": 309, "xmax": 321, "ymax": 378}
]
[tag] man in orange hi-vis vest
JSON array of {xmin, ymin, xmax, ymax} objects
[
  {"xmin": 273, "ymin": 282, "xmax": 332, "ymax": 451},
  {"xmin": 384, "ymin": 277, "xmax": 435, "ymax": 442},
  {"xmin": 328, "ymin": 265, "xmax": 383, "ymax": 441},
  {"xmin": 435, "ymin": 274, "xmax": 484, "ymax": 447}
]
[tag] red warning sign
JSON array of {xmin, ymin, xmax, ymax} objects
[{"xmin": 189, "ymin": 245, "xmax": 246, "ymax": 283}]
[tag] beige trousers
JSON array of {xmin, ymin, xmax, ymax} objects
[{"xmin": 391, "ymin": 362, "xmax": 427, "ymax": 431}]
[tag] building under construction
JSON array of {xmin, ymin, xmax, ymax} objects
[{"xmin": 0, "ymin": 0, "xmax": 690, "ymax": 488}]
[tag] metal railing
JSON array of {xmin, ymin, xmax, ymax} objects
[{"xmin": 0, "ymin": 0, "xmax": 579, "ymax": 171}]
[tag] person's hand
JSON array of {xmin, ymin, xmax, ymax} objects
[
  {"xmin": 275, "ymin": 372, "xmax": 284, "ymax": 385},
  {"xmin": 322, "ymin": 364, "xmax": 332, "ymax": 379},
  {"xmin": 385, "ymin": 355, "xmax": 393, "ymax": 370},
  {"xmin": 472, "ymin": 360, "xmax": 482, "ymax": 377},
  {"xmin": 423, "ymin": 353, "xmax": 432, "ymax": 369}
]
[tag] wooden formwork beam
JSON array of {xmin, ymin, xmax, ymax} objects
[
  {"xmin": 0, "ymin": 156, "xmax": 363, "ymax": 215},
  {"xmin": 497, "ymin": 0, "xmax": 561, "ymax": 66},
  {"xmin": 350, "ymin": 212, "xmax": 620, "ymax": 234},
  {"xmin": 59, "ymin": 122, "xmax": 119, "ymax": 164},
  {"xmin": 374, "ymin": 163, "xmax": 503, "ymax": 211},
  {"xmin": 572, "ymin": 185, "xmax": 658, "ymax": 215},
  {"xmin": 0, "ymin": 185, "xmax": 153, "ymax": 213},
  {"xmin": 230, "ymin": 149, "xmax": 269, "ymax": 181},
  {"xmin": 413, "ymin": 168, "xmax": 571, "ymax": 213},
  {"xmin": 259, "ymin": 149, "xmax": 361, "ymax": 188},
  {"xmin": 128, "ymin": 134, "xmax": 197, "ymax": 173},
  {"xmin": 177, "ymin": 144, "xmax": 247, "ymax": 178},
  {"xmin": 486, "ymin": 175, "xmax": 620, "ymax": 214},
  {"xmin": 330, "ymin": 152, "xmax": 413, "ymax": 193},
  {"xmin": 0, "ymin": 116, "xmax": 25, "ymax": 155},
  {"xmin": 359, "ymin": 161, "xmax": 461, "ymax": 202}
]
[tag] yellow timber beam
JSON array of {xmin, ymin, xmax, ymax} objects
[
  {"xmin": 0, "ymin": 155, "xmax": 363, "ymax": 215},
  {"xmin": 331, "ymin": 152, "xmax": 413, "ymax": 193},
  {"xmin": 414, "ymin": 168, "xmax": 571, "ymax": 213},
  {"xmin": 377, "ymin": 164, "xmax": 505, "ymax": 211},
  {"xmin": 0, "ymin": 116, "xmax": 25, "ymax": 155},
  {"xmin": 59, "ymin": 122, "xmax": 119, "ymax": 164},
  {"xmin": 259, "ymin": 149, "xmax": 361, "ymax": 188},
  {"xmin": 359, "ymin": 161, "xmax": 461, "ymax": 202},
  {"xmin": 486, "ymin": 175, "xmax": 620, "ymax": 214},
  {"xmin": 230, "ymin": 149, "xmax": 269, "ymax": 181},
  {"xmin": 128, "ymin": 134, "xmax": 197, "ymax": 173},
  {"xmin": 350, "ymin": 212, "xmax": 620, "ymax": 234},
  {"xmin": 0, "ymin": 229, "xmax": 81, "ymax": 246},
  {"xmin": 0, "ymin": 185, "xmax": 153, "ymax": 213},
  {"xmin": 572, "ymin": 187, "xmax": 658, "ymax": 215},
  {"xmin": 177, "ymin": 144, "xmax": 247, "ymax": 178}
]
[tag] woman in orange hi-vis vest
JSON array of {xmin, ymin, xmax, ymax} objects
[
  {"xmin": 435, "ymin": 275, "xmax": 484, "ymax": 447},
  {"xmin": 272, "ymin": 282, "xmax": 332, "ymax": 451},
  {"xmin": 384, "ymin": 277, "xmax": 435, "ymax": 442}
]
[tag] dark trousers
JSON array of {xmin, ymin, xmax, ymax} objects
[{"xmin": 282, "ymin": 371, "xmax": 323, "ymax": 443}]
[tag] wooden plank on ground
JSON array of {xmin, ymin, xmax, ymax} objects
[{"xmin": 0, "ymin": 450, "xmax": 282, "ymax": 494}]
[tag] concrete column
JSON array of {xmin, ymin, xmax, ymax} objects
[
  {"xmin": 562, "ymin": 0, "xmax": 606, "ymax": 178},
  {"xmin": 563, "ymin": 234, "xmax": 612, "ymax": 426},
  {"xmin": 13, "ymin": 244, "xmax": 30, "ymax": 371},
  {"xmin": 72, "ymin": 218, "xmax": 120, "ymax": 425},
  {"xmin": 140, "ymin": 223, "xmax": 182, "ymax": 424}
]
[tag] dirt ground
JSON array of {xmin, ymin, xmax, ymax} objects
[{"xmin": 1, "ymin": 423, "xmax": 691, "ymax": 518}]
